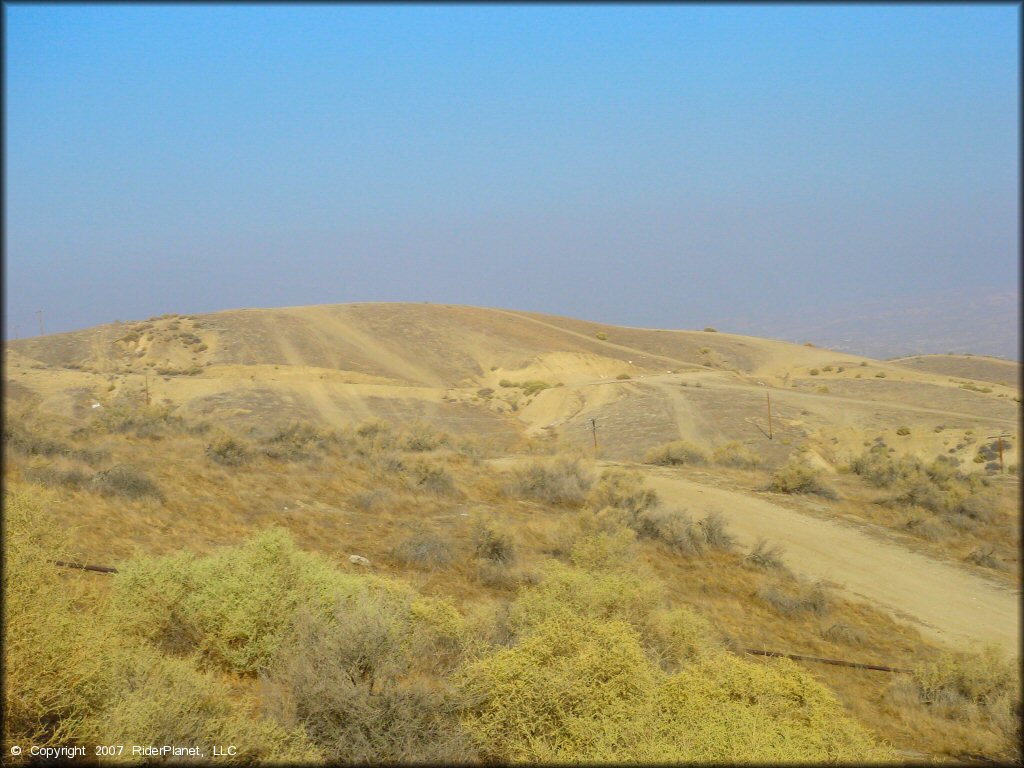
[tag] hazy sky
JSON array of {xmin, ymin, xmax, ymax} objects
[{"xmin": 5, "ymin": 4, "xmax": 1019, "ymax": 339}]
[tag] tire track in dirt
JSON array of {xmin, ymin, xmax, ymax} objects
[
  {"xmin": 490, "ymin": 309, "xmax": 711, "ymax": 373},
  {"xmin": 639, "ymin": 468, "xmax": 1019, "ymax": 654}
]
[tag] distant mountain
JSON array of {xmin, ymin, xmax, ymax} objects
[{"xmin": 722, "ymin": 289, "xmax": 1019, "ymax": 360}]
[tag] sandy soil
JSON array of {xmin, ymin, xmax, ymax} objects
[
  {"xmin": 7, "ymin": 303, "xmax": 1018, "ymax": 467},
  {"xmin": 639, "ymin": 466, "xmax": 1020, "ymax": 654}
]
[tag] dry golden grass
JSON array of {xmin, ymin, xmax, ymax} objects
[
  {"xmin": 825, "ymin": 451, "xmax": 1020, "ymax": 585},
  {"xmin": 3, "ymin": 399, "xmax": 1020, "ymax": 762}
]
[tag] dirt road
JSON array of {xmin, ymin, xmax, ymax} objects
[{"xmin": 640, "ymin": 468, "xmax": 1020, "ymax": 654}]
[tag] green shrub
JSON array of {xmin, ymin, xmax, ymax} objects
[
  {"xmin": 768, "ymin": 462, "xmax": 838, "ymax": 499},
  {"xmin": 909, "ymin": 646, "xmax": 1018, "ymax": 707},
  {"xmin": 875, "ymin": 371, "xmax": 887, "ymax": 378},
  {"xmin": 108, "ymin": 528, "xmax": 404, "ymax": 675},
  {"xmin": 4, "ymin": 488, "xmax": 320, "ymax": 762},
  {"xmin": 4, "ymin": 487, "xmax": 112, "ymax": 748},
  {"xmin": 458, "ymin": 614, "xmax": 657, "ymax": 762},
  {"xmin": 646, "ymin": 605, "xmax": 723, "ymax": 670},
  {"xmin": 595, "ymin": 332, "xmax": 608, "ymax": 340},
  {"xmin": 568, "ymin": 528, "xmax": 638, "ymax": 572},
  {"xmin": 616, "ymin": 372, "xmax": 631, "ymax": 380},
  {"xmin": 809, "ymin": 368, "xmax": 820, "ymax": 376},
  {"xmin": 648, "ymin": 652, "xmax": 890, "ymax": 762},
  {"xmin": 458, "ymin": 611, "xmax": 891, "ymax": 762},
  {"xmin": 508, "ymin": 559, "xmax": 663, "ymax": 638},
  {"xmin": 507, "ymin": 457, "xmax": 593, "ymax": 506},
  {"xmin": 643, "ymin": 440, "xmax": 707, "ymax": 467},
  {"xmin": 896, "ymin": 426, "xmax": 911, "ymax": 436}
]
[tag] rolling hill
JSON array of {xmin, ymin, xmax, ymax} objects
[
  {"xmin": 6, "ymin": 302, "xmax": 1020, "ymax": 469},
  {"xmin": 4, "ymin": 302, "xmax": 1021, "ymax": 763}
]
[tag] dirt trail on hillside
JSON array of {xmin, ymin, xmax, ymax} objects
[
  {"xmin": 490, "ymin": 309, "xmax": 711, "ymax": 373},
  {"xmin": 639, "ymin": 468, "xmax": 1019, "ymax": 654}
]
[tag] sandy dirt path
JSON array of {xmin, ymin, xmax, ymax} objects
[
  {"xmin": 489, "ymin": 309, "xmax": 711, "ymax": 372},
  {"xmin": 639, "ymin": 468, "xmax": 1019, "ymax": 654}
]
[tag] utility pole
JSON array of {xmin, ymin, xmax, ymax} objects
[
  {"xmin": 36, "ymin": 310, "xmax": 44, "ymax": 336},
  {"xmin": 591, "ymin": 418, "xmax": 598, "ymax": 453},
  {"xmin": 986, "ymin": 433, "xmax": 1011, "ymax": 473},
  {"xmin": 13, "ymin": 324, "xmax": 19, "ymax": 340}
]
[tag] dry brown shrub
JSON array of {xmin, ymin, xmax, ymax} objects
[
  {"xmin": 643, "ymin": 440, "xmax": 707, "ymax": 466},
  {"xmin": 392, "ymin": 528, "xmax": 455, "ymax": 570},
  {"xmin": 507, "ymin": 457, "xmax": 593, "ymax": 506}
]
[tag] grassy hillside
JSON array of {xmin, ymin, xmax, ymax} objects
[
  {"xmin": 890, "ymin": 354, "xmax": 1020, "ymax": 389},
  {"xmin": 4, "ymin": 303, "xmax": 1021, "ymax": 763},
  {"xmin": 6, "ymin": 304, "xmax": 1019, "ymax": 466},
  {"xmin": 4, "ymin": 396, "xmax": 1021, "ymax": 762}
]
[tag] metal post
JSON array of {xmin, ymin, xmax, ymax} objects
[
  {"xmin": 986, "ymin": 433, "xmax": 1010, "ymax": 473},
  {"xmin": 766, "ymin": 391, "xmax": 773, "ymax": 440},
  {"xmin": 144, "ymin": 372, "xmax": 150, "ymax": 406},
  {"xmin": 591, "ymin": 418, "xmax": 598, "ymax": 452},
  {"xmin": 36, "ymin": 310, "xmax": 44, "ymax": 336}
]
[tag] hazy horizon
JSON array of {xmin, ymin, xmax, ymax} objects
[{"xmin": 5, "ymin": 5, "xmax": 1019, "ymax": 357}]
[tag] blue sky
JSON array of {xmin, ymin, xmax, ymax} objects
[{"xmin": 5, "ymin": 4, "xmax": 1019, "ymax": 345}]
